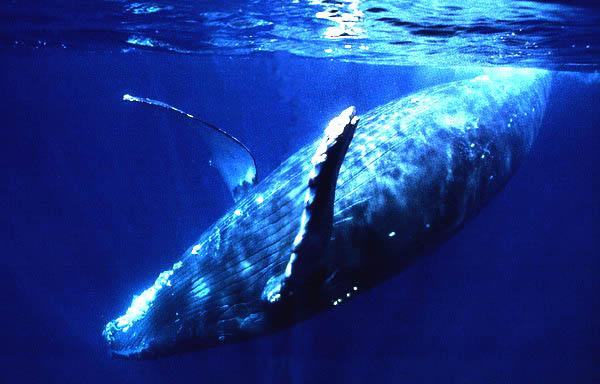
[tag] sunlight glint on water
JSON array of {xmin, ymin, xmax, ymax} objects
[{"xmin": 0, "ymin": 0, "xmax": 599, "ymax": 70}]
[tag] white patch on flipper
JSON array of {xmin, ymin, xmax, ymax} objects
[{"xmin": 262, "ymin": 106, "xmax": 359, "ymax": 303}]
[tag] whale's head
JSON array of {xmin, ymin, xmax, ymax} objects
[{"xmin": 103, "ymin": 260, "xmax": 198, "ymax": 358}]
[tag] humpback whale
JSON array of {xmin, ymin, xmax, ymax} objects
[{"xmin": 104, "ymin": 68, "xmax": 550, "ymax": 358}]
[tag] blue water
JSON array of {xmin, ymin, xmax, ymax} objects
[{"xmin": 1, "ymin": 1, "xmax": 599, "ymax": 383}]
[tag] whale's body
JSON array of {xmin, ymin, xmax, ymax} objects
[{"xmin": 104, "ymin": 69, "xmax": 550, "ymax": 358}]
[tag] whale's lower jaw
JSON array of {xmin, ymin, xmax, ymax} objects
[
  {"xmin": 104, "ymin": 69, "xmax": 551, "ymax": 359},
  {"xmin": 106, "ymin": 224, "xmax": 472, "ymax": 360},
  {"xmin": 105, "ymin": 275, "xmax": 337, "ymax": 359}
]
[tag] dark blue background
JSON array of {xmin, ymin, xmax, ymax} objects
[{"xmin": 1, "ymin": 52, "xmax": 598, "ymax": 383}]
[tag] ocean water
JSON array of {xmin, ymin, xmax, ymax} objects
[{"xmin": 1, "ymin": 1, "xmax": 599, "ymax": 383}]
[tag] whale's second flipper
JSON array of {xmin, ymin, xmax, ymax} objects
[
  {"xmin": 263, "ymin": 107, "xmax": 359, "ymax": 303},
  {"xmin": 122, "ymin": 94, "xmax": 257, "ymax": 202}
]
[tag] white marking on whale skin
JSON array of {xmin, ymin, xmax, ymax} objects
[
  {"xmin": 441, "ymin": 112, "xmax": 468, "ymax": 128},
  {"xmin": 239, "ymin": 313, "xmax": 265, "ymax": 332},
  {"xmin": 104, "ymin": 261, "xmax": 183, "ymax": 336},
  {"xmin": 262, "ymin": 275, "xmax": 283, "ymax": 303},
  {"xmin": 331, "ymin": 285, "xmax": 359, "ymax": 308},
  {"xmin": 335, "ymin": 197, "xmax": 369, "ymax": 217},
  {"xmin": 355, "ymin": 143, "xmax": 367, "ymax": 160},
  {"xmin": 211, "ymin": 228, "xmax": 221, "ymax": 254},
  {"xmin": 240, "ymin": 260, "xmax": 253, "ymax": 275},
  {"xmin": 333, "ymin": 216, "xmax": 353, "ymax": 226},
  {"xmin": 191, "ymin": 278, "xmax": 211, "ymax": 299}
]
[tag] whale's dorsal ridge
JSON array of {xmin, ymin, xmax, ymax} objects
[
  {"xmin": 263, "ymin": 106, "xmax": 359, "ymax": 303},
  {"xmin": 122, "ymin": 94, "xmax": 257, "ymax": 202}
]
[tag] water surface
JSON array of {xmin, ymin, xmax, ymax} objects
[{"xmin": 2, "ymin": 0, "xmax": 600, "ymax": 69}]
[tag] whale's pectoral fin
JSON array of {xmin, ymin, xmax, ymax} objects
[
  {"xmin": 262, "ymin": 107, "xmax": 359, "ymax": 303},
  {"xmin": 122, "ymin": 94, "xmax": 257, "ymax": 202}
]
